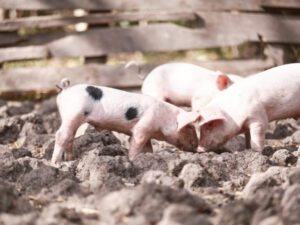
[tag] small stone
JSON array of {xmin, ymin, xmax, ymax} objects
[
  {"xmin": 179, "ymin": 163, "xmax": 206, "ymax": 189},
  {"xmin": 216, "ymin": 200, "xmax": 256, "ymax": 225},
  {"xmin": 292, "ymin": 130, "xmax": 300, "ymax": 143},
  {"xmin": 242, "ymin": 167, "xmax": 289, "ymax": 199},
  {"xmin": 281, "ymin": 185, "xmax": 300, "ymax": 224},
  {"xmin": 158, "ymin": 204, "xmax": 211, "ymax": 225},
  {"xmin": 257, "ymin": 216, "xmax": 283, "ymax": 225},
  {"xmin": 288, "ymin": 168, "xmax": 300, "ymax": 185},
  {"xmin": 141, "ymin": 170, "xmax": 183, "ymax": 188},
  {"xmin": 261, "ymin": 146, "xmax": 275, "ymax": 157},
  {"xmin": 271, "ymin": 149, "xmax": 296, "ymax": 166}
]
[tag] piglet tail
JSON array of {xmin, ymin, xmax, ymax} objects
[{"xmin": 56, "ymin": 78, "xmax": 71, "ymax": 93}]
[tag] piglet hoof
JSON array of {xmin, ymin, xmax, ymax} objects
[
  {"xmin": 197, "ymin": 146, "xmax": 207, "ymax": 153},
  {"xmin": 51, "ymin": 157, "xmax": 61, "ymax": 166}
]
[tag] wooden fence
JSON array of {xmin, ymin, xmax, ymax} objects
[{"xmin": 0, "ymin": 0, "xmax": 300, "ymax": 96}]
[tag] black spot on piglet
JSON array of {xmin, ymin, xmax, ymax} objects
[
  {"xmin": 125, "ymin": 107, "xmax": 138, "ymax": 120},
  {"xmin": 86, "ymin": 86, "xmax": 103, "ymax": 100}
]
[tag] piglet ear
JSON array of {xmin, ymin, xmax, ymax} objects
[
  {"xmin": 197, "ymin": 106, "xmax": 226, "ymax": 127},
  {"xmin": 177, "ymin": 111, "xmax": 201, "ymax": 132},
  {"xmin": 216, "ymin": 72, "xmax": 231, "ymax": 90},
  {"xmin": 198, "ymin": 114, "xmax": 225, "ymax": 127}
]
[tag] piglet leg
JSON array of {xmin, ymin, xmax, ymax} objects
[
  {"xmin": 129, "ymin": 127, "xmax": 152, "ymax": 160},
  {"xmin": 52, "ymin": 119, "xmax": 82, "ymax": 164},
  {"xmin": 249, "ymin": 121, "xmax": 267, "ymax": 151}
]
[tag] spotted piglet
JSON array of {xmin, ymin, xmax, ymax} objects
[{"xmin": 51, "ymin": 79, "xmax": 198, "ymax": 163}]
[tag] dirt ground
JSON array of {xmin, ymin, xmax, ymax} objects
[{"xmin": 0, "ymin": 97, "xmax": 300, "ymax": 225}]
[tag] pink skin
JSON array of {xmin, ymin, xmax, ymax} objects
[
  {"xmin": 141, "ymin": 63, "xmax": 243, "ymax": 111},
  {"xmin": 181, "ymin": 63, "xmax": 300, "ymax": 152},
  {"xmin": 51, "ymin": 81, "xmax": 198, "ymax": 164}
]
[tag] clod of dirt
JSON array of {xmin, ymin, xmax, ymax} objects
[
  {"xmin": 288, "ymin": 168, "xmax": 300, "ymax": 185},
  {"xmin": 0, "ymin": 213, "xmax": 38, "ymax": 225},
  {"xmin": 266, "ymin": 120, "xmax": 297, "ymax": 139},
  {"xmin": 291, "ymin": 130, "xmax": 300, "ymax": 143},
  {"xmin": 0, "ymin": 147, "xmax": 21, "ymax": 181},
  {"xmin": 158, "ymin": 204, "xmax": 211, "ymax": 225},
  {"xmin": 73, "ymin": 129, "xmax": 121, "ymax": 159},
  {"xmin": 37, "ymin": 178, "xmax": 89, "ymax": 204},
  {"xmin": 76, "ymin": 149, "xmax": 135, "ymax": 192},
  {"xmin": 0, "ymin": 117, "xmax": 24, "ymax": 144},
  {"xmin": 98, "ymin": 183, "xmax": 211, "ymax": 225},
  {"xmin": 281, "ymin": 184, "xmax": 300, "ymax": 224},
  {"xmin": 21, "ymin": 134, "xmax": 54, "ymax": 158},
  {"xmin": 16, "ymin": 159, "xmax": 73, "ymax": 195},
  {"xmin": 0, "ymin": 179, "xmax": 32, "ymax": 214},
  {"xmin": 141, "ymin": 170, "xmax": 183, "ymax": 188},
  {"xmin": 133, "ymin": 153, "xmax": 169, "ymax": 175},
  {"xmin": 257, "ymin": 216, "xmax": 284, "ymax": 225},
  {"xmin": 261, "ymin": 146, "xmax": 276, "ymax": 156},
  {"xmin": 6, "ymin": 101, "xmax": 34, "ymax": 117},
  {"xmin": 215, "ymin": 200, "xmax": 257, "ymax": 225},
  {"xmin": 271, "ymin": 149, "xmax": 297, "ymax": 166},
  {"xmin": 12, "ymin": 148, "xmax": 32, "ymax": 159},
  {"xmin": 179, "ymin": 163, "xmax": 216, "ymax": 189},
  {"xmin": 224, "ymin": 135, "xmax": 247, "ymax": 152},
  {"xmin": 250, "ymin": 187, "xmax": 283, "ymax": 225},
  {"xmin": 242, "ymin": 167, "xmax": 289, "ymax": 199}
]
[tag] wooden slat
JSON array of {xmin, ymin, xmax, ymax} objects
[
  {"xmin": 0, "ymin": 58, "xmax": 275, "ymax": 92},
  {"xmin": 261, "ymin": 0, "xmax": 300, "ymax": 9},
  {"xmin": 196, "ymin": 12, "xmax": 300, "ymax": 43},
  {"xmin": 0, "ymin": 64, "xmax": 145, "ymax": 91},
  {"xmin": 1, "ymin": 12, "xmax": 300, "ymax": 62},
  {"xmin": 0, "ymin": 11, "xmax": 196, "ymax": 32},
  {"xmin": 0, "ymin": 0, "xmax": 262, "ymax": 11},
  {"xmin": 0, "ymin": 23, "xmax": 246, "ymax": 62},
  {"xmin": 0, "ymin": 33, "xmax": 23, "ymax": 47},
  {"xmin": 192, "ymin": 58, "xmax": 275, "ymax": 76},
  {"xmin": 0, "ymin": 46, "xmax": 48, "ymax": 63}
]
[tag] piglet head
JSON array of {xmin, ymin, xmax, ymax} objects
[
  {"xmin": 197, "ymin": 106, "xmax": 230, "ymax": 151},
  {"xmin": 175, "ymin": 111, "xmax": 199, "ymax": 152},
  {"xmin": 176, "ymin": 107, "xmax": 230, "ymax": 152}
]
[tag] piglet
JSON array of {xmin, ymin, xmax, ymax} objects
[
  {"xmin": 141, "ymin": 63, "xmax": 243, "ymax": 111},
  {"xmin": 51, "ymin": 80, "xmax": 198, "ymax": 163},
  {"xmin": 179, "ymin": 63, "xmax": 300, "ymax": 151}
]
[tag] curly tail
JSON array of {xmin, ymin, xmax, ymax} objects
[
  {"xmin": 60, "ymin": 78, "xmax": 70, "ymax": 89},
  {"xmin": 56, "ymin": 78, "xmax": 71, "ymax": 93}
]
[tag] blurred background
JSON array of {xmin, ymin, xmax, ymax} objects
[{"xmin": 0, "ymin": 0, "xmax": 300, "ymax": 100}]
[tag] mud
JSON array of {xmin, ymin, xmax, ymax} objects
[{"xmin": 0, "ymin": 98, "xmax": 299, "ymax": 225}]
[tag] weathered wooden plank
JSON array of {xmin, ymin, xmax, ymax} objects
[
  {"xmin": 0, "ymin": 58, "xmax": 275, "ymax": 92},
  {"xmin": 261, "ymin": 0, "xmax": 300, "ymax": 9},
  {"xmin": 0, "ymin": 23, "xmax": 246, "ymax": 62},
  {"xmin": 0, "ymin": 0, "xmax": 262, "ymax": 11},
  {"xmin": 192, "ymin": 58, "xmax": 276, "ymax": 76},
  {"xmin": 0, "ymin": 46, "xmax": 48, "ymax": 63},
  {"xmin": 1, "ymin": 12, "xmax": 300, "ymax": 62},
  {"xmin": 196, "ymin": 12, "xmax": 300, "ymax": 43},
  {"xmin": 0, "ymin": 33, "xmax": 23, "ymax": 47},
  {"xmin": 0, "ymin": 64, "xmax": 145, "ymax": 91},
  {"xmin": 0, "ymin": 11, "xmax": 196, "ymax": 32}
]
